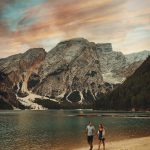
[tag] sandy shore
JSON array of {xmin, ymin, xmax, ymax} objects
[{"xmin": 74, "ymin": 136, "xmax": 150, "ymax": 150}]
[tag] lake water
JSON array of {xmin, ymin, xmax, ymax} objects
[{"xmin": 0, "ymin": 110, "xmax": 150, "ymax": 150}]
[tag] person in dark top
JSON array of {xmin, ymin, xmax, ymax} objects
[{"xmin": 97, "ymin": 124, "xmax": 105, "ymax": 150}]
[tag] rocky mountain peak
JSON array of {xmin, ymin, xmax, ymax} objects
[
  {"xmin": 96, "ymin": 43, "xmax": 112, "ymax": 52},
  {"xmin": 39, "ymin": 38, "xmax": 95, "ymax": 79},
  {"xmin": 22, "ymin": 48, "xmax": 46, "ymax": 61},
  {"xmin": 57, "ymin": 37, "xmax": 89, "ymax": 45}
]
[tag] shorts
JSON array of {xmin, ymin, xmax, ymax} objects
[
  {"xmin": 98, "ymin": 136, "xmax": 105, "ymax": 141},
  {"xmin": 87, "ymin": 136, "xmax": 93, "ymax": 144}
]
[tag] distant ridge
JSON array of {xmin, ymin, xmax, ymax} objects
[{"xmin": 125, "ymin": 50, "xmax": 150, "ymax": 64}]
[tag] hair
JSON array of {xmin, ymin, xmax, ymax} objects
[{"xmin": 99, "ymin": 123, "xmax": 103, "ymax": 129}]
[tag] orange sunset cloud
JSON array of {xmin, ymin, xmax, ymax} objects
[{"xmin": 0, "ymin": 0, "xmax": 149, "ymax": 57}]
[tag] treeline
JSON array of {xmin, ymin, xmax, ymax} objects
[{"xmin": 95, "ymin": 56, "xmax": 150, "ymax": 110}]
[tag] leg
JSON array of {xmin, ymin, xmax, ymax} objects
[
  {"xmin": 90, "ymin": 136, "xmax": 93, "ymax": 150},
  {"xmin": 98, "ymin": 140, "xmax": 101, "ymax": 150},
  {"xmin": 90, "ymin": 141, "xmax": 93, "ymax": 150},
  {"xmin": 102, "ymin": 139, "xmax": 105, "ymax": 150},
  {"xmin": 87, "ymin": 136, "xmax": 92, "ymax": 150},
  {"xmin": 87, "ymin": 136, "xmax": 90, "ymax": 148}
]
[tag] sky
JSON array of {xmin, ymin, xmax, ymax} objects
[{"xmin": 0, "ymin": 0, "xmax": 150, "ymax": 58}]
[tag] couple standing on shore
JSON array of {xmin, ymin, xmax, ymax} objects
[{"xmin": 86, "ymin": 121, "xmax": 105, "ymax": 150}]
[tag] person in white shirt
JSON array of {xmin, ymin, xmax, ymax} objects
[
  {"xmin": 97, "ymin": 123, "xmax": 105, "ymax": 150},
  {"xmin": 86, "ymin": 121, "xmax": 95, "ymax": 150}
]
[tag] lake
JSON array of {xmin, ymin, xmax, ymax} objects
[{"xmin": 0, "ymin": 110, "xmax": 150, "ymax": 150}]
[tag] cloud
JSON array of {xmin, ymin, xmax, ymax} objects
[{"xmin": 0, "ymin": 0, "xmax": 149, "ymax": 57}]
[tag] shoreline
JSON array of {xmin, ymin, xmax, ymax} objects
[{"xmin": 74, "ymin": 136, "xmax": 150, "ymax": 150}]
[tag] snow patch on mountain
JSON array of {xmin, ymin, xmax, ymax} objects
[
  {"xmin": 102, "ymin": 72, "xmax": 125, "ymax": 84},
  {"xmin": 17, "ymin": 91, "xmax": 59, "ymax": 110}
]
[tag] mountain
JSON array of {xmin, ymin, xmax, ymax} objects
[
  {"xmin": 116, "ymin": 50, "xmax": 150, "ymax": 79},
  {"xmin": 125, "ymin": 50, "xmax": 150, "ymax": 65},
  {"xmin": 0, "ymin": 48, "xmax": 47, "ymax": 109},
  {"xmin": 34, "ymin": 38, "xmax": 127, "ymax": 106},
  {"xmin": 95, "ymin": 56, "xmax": 150, "ymax": 110},
  {"xmin": 0, "ymin": 48, "xmax": 46, "ymax": 93},
  {"xmin": 0, "ymin": 38, "xmax": 149, "ymax": 109},
  {"xmin": 34, "ymin": 38, "xmax": 103, "ymax": 104}
]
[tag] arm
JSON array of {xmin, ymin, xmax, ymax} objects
[
  {"xmin": 93, "ymin": 126, "xmax": 96, "ymax": 136},
  {"xmin": 97, "ymin": 130, "xmax": 99, "ymax": 137},
  {"xmin": 102, "ymin": 129, "xmax": 105, "ymax": 137},
  {"xmin": 86, "ymin": 126, "xmax": 88, "ymax": 136}
]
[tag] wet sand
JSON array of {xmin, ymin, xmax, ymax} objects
[{"xmin": 74, "ymin": 136, "xmax": 150, "ymax": 150}]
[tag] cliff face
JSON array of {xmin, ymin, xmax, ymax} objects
[
  {"xmin": 0, "ymin": 48, "xmax": 46, "ymax": 94},
  {"xmin": 34, "ymin": 38, "xmax": 103, "ymax": 104},
  {"xmin": 96, "ymin": 49, "xmax": 126, "ymax": 84},
  {"xmin": 0, "ymin": 72, "xmax": 26, "ymax": 109},
  {"xmin": 34, "ymin": 39, "xmax": 127, "ymax": 104},
  {"xmin": 31, "ymin": 41, "xmax": 150, "ymax": 107}
]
